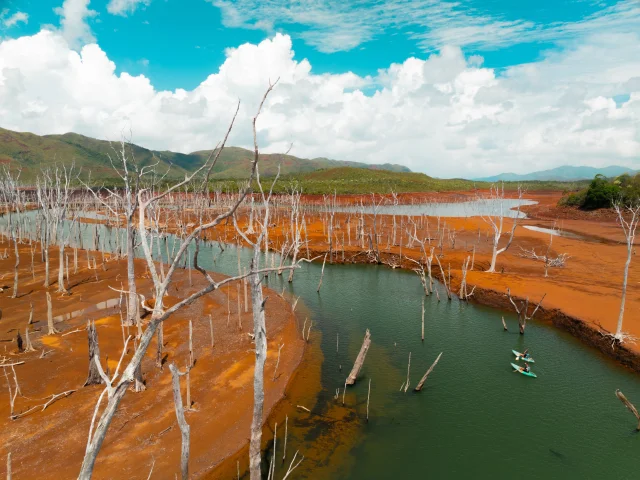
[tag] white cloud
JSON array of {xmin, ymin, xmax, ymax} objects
[
  {"xmin": 107, "ymin": 0, "xmax": 151, "ymax": 16},
  {"xmin": 210, "ymin": 0, "xmax": 640, "ymax": 54},
  {"xmin": 2, "ymin": 11, "xmax": 29, "ymax": 28},
  {"xmin": 0, "ymin": 30, "xmax": 638, "ymax": 177},
  {"xmin": 54, "ymin": 0, "xmax": 97, "ymax": 49}
]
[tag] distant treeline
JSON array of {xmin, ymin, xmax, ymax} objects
[
  {"xmin": 559, "ymin": 173, "xmax": 640, "ymax": 209},
  {"xmin": 22, "ymin": 166, "xmax": 591, "ymax": 196}
]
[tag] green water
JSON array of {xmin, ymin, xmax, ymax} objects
[
  {"xmin": 5, "ymin": 214, "xmax": 639, "ymax": 478},
  {"xmin": 207, "ymin": 249, "xmax": 640, "ymax": 479}
]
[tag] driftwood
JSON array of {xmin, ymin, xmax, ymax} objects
[
  {"xmin": 414, "ymin": 352, "xmax": 443, "ymax": 392},
  {"xmin": 346, "ymin": 329, "xmax": 371, "ymax": 385},
  {"xmin": 615, "ymin": 389, "xmax": 640, "ymax": 430}
]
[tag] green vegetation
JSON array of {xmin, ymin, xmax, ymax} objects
[
  {"xmin": 0, "ymin": 127, "xmax": 408, "ymax": 182},
  {"xmin": 559, "ymin": 173, "xmax": 640, "ymax": 209},
  {"xmin": 1, "ymin": 127, "xmax": 591, "ymax": 194},
  {"xmin": 213, "ymin": 167, "xmax": 586, "ymax": 195}
]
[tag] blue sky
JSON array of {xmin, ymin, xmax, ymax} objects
[
  {"xmin": 0, "ymin": 0, "xmax": 639, "ymax": 176},
  {"xmin": 2, "ymin": 0, "xmax": 631, "ymax": 91}
]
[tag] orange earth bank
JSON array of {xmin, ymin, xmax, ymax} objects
[{"xmin": 0, "ymin": 243, "xmax": 305, "ymax": 479}]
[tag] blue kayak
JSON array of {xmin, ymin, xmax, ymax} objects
[
  {"xmin": 511, "ymin": 362, "xmax": 537, "ymax": 377},
  {"xmin": 512, "ymin": 350, "xmax": 535, "ymax": 363}
]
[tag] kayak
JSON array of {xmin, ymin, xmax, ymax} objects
[
  {"xmin": 511, "ymin": 362, "xmax": 537, "ymax": 377},
  {"xmin": 512, "ymin": 350, "xmax": 535, "ymax": 363}
]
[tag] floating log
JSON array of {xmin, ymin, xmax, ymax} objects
[
  {"xmin": 615, "ymin": 389, "xmax": 640, "ymax": 431},
  {"xmin": 414, "ymin": 352, "xmax": 443, "ymax": 392},
  {"xmin": 346, "ymin": 329, "xmax": 371, "ymax": 385}
]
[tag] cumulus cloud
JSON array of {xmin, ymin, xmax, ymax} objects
[
  {"xmin": 54, "ymin": 0, "xmax": 97, "ymax": 49},
  {"xmin": 107, "ymin": 0, "xmax": 152, "ymax": 16},
  {"xmin": 0, "ymin": 30, "xmax": 638, "ymax": 177},
  {"xmin": 2, "ymin": 11, "xmax": 29, "ymax": 28}
]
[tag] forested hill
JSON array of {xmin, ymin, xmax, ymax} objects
[{"xmin": 0, "ymin": 127, "xmax": 410, "ymax": 179}]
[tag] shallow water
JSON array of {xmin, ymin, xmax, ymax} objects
[
  {"xmin": 330, "ymin": 199, "xmax": 536, "ymax": 218},
  {"xmin": 4, "ymin": 212, "xmax": 640, "ymax": 479},
  {"xmin": 523, "ymin": 225, "xmax": 585, "ymax": 240}
]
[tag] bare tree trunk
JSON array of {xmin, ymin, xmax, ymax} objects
[
  {"xmin": 249, "ymin": 253, "xmax": 267, "ymax": 480},
  {"xmin": 616, "ymin": 235, "xmax": 633, "ymax": 337},
  {"xmin": 11, "ymin": 234, "xmax": 19, "ymax": 298},
  {"xmin": 403, "ymin": 352, "xmax": 411, "ymax": 392},
  {"xmin": 316, "ymin": 253, "xmax": 327, "ymax": 293},
  {"xmin": 156, "ymin": 322, "xmax": 164, "ymax": 368},
  {"xmin": 46, "ymin": 291, "xmax": 58, "ymax": 335},
  {"xmin": 43, "ymin": 243, "xmax": 50, "ymax": 287},
  {"xmin": 125, "ymin": 221, "xmax": 138, "ymax": 327},
  {"xmin": 84, "ymin": 321, "xmax": 103, "ymax": 386},
  {"xmin": 169, "ymin": 363, "xmax": 190, "ymax": 480},
  {"xmin": 421, "ymin": 297, "xmax": 425, "ymax": 342},
  {"xmin": 346, "ymin": 329, "xmax": 371, "ymax": 385},
  {"xmin": 615, "ymin": 389, "xmax": 640, "ymax": 431},
  {"xmin": 414, "ymin": 352, "xmax": 443, "ymax": 391},
  {"xmin": 57, "ymin": 243, "xmax": 67, "ymax": 293},
  {"xmin": 24, "ymin": 327, "xmax": 35, "ymax": 352}
]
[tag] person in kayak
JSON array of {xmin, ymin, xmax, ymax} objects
[
  {"xmin": 523, "ymin": 362, "xmax": 531, "ymax": 373},
  {"xmin": 522, "ymin": 348, "xmax": 530, "ymax": 360}
]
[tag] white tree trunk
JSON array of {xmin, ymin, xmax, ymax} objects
[
  {"xmin": 616, "ymin": 241, "xmax": 632, "ymax": 337},
  {"xmin": 249, "ymin": 251, "xmax": 267, "ymax": 480}
]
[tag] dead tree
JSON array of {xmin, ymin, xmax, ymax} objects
[
  {"xmin": 506, "ymin": 288, "xmax": 546, "ymax": 334},
  {"xmin": 78, "ymin": 87, "xmax": 284, "ymax": 480},
  {"xmin": 434, "ymin": 254, "xmax": 451, "ymax": 300},
  {"xmin": 0, "ymin": 167, "xmax": 23, "ymax": 298},
  {"xmin": 414, "ymin": 352, "xmax": 443, "ymax": 391},
  {"xmin": 46, "ymin": 292, "xmax": 58, "ymax": 335},
  {"xmin": 36, "ymin": 164, "xmax": 77, "ymax": 292},
  {"xmin": 346, "ymin": 329, "xmax": 371, "ymax": 385},
  {"xmin": 459, "ymin": 256, "xmax": 475, "ymax": 300},
  {"xmin": 169, "ymin": 363, "xmax": 190, "ymax": 480},
  {"xmin": 82, "ymin": 140, "xmax": 160, "ymax": 327},
  {"xmin": 518, "ymin": 224, "xmax": 569, "ymax": 276},
  {"xmin": 84, "ymin": 321, "xmax": 103, "ymax": 386},
  {"xmin": 612, "ymin": 201, "xmax": 640, "ymax": 343},
  {"xmin": 481, "ymin": 184, "xmax": 523, "ymax": 273},
  {"xmin": 615, "ymin": 389, "xmax": 640, "ymax": 431}
]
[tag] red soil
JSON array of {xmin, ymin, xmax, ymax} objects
[{"xmin": 0, "ymin": 243, "xmax": 305, "ymax": 479}]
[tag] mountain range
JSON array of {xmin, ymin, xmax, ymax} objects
[
  {"xmin": 474, "ymin": 165, "xmax": 637, "ymax": 182},
  {"xmin": 0, "ymin": 127, "xmax": 410, "ymax": 179}
]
